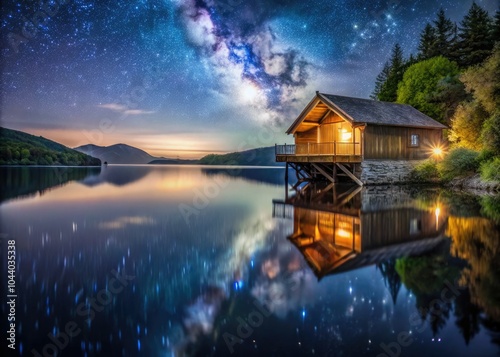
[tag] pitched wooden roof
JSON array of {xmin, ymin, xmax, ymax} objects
[
  {"xmin": 301, "ymin": 234, "xmax": 447, "ymax": 279},
  {"xmin": 286, "ymin": 92, "xmax": 447, "ymax": 134}
]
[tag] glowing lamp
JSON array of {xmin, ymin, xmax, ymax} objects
[
  {"xmin": 432, "ymin": 147, "xmax": 443, "ymax": 156},
  {"xmin": 340, "ymin": 129, "xmax": 352, "ymax": 142}
]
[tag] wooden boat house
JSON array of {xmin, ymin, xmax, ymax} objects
[{"xmin": 276, "ymin": 92, "xmax": 447, "ymax": 185}]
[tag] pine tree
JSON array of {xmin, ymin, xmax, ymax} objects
[
  {"xmin": 371, "ymin": 61, "xmax": 390, "ymax": 99},
  {"xmin": 407, "ymin": 53, "xmax": 418, "ymax": 67},
  {"xmin": 457, "ymin": 2, "xmax": 494, "ymax": 68},
  {"xmin": 377, "ymin": 259, "xmax": 401, "ymax": 305},
  {"xmin": 377, "ymin": 43, "xmax": 405, "ymax": 102},
  {"xmin": 493, "ymin": 10, "xmax": 500, "ymax": 43},
  {"xmin": 433, "ymin": 8, "xmax": 457, "ymax": 60},
  {"xmin": 418, "ymin": 23, "xmax": 438, "ymax": 60}
]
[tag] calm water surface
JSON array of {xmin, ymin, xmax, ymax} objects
[{"xmin": 1, "ymin": 165, "xmax": 500, "ymax": 357}]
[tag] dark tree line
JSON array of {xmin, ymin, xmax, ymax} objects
[
  {"xmin": 0, "ymin": 127, "xmax": 101, "ymax": 166},
  {"xmin": 372, "ymin": 3, "xmax": 500, "ymax": 102}
]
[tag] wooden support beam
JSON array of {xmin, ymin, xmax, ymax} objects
[
  {"xmin": 336, "ymin": 163, "xmax": 363, "ymax": 186},
  {"xmin": 311, "ymin": 182, "xmax": 335, "ymax": 200},
  {"xmin": 302, "ymin": 121, "xmax": 320, "ymax": 126},
  {"xmin": 311, "ymin": 163, "xmax": 335, "ymax": 183},
  {"xmin": 290, "ymin": 163, "xmax": 308, "ymax": 181},
  {"xmin": 318, "ymin": 110, "xmax": 331, "ymax": 124},
  {"xmin": 285, "ymin": 163, "xmax": 289, "ymax": 200},
  {"xmin": 335, "ymin": 186, "xmax": 363, "ymax": 207}
]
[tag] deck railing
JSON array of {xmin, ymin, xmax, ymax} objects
[{"xmin": 275, "ymin": 142, "xmax": 361, "ymax": 156}]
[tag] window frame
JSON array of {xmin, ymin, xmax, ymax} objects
[{"xmin": 409, "ymin": 133, "xmax": 420, "ymax": 147}]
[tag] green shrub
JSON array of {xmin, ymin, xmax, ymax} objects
[
  {"xmin": 476, "ymin": 149, "xmax": 496, "ymax": 164},
  {"xmin": 480, "ymin": 157, "xmax": 500, "ymax": 182},
  {"xmin": 481, "ymin": 111, "xmax": 500, "ymax": 153},
  {"xmin": 480, "ymin": 195, "xmax": 500, "ymax": 223},
  {"xmin": 438, "ymin": 147, "xmax": 479, "ymax": 181},
  {"xmin": 410, "ymin": 159, "xmax": 439, "ymax": 182}
]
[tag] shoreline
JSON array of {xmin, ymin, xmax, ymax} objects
[{"xmin": 446, "ymin": 174, "xmax": 500, "ymax": 193}]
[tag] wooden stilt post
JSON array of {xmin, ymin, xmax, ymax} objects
[
  {"xmin": 336, "ymin": 163, "xmax": 363, "ymax": 186},
  {"xmin": 311, "ymin": 163, "xmax": 335, "ymax": 183},
  {"xmin": 285, "ymin": 162, "xmax": 289, "ymax": 200}
]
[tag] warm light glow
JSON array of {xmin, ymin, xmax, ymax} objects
[
  {"xmin": 336, "ymin": 228, "xmax": 352, "ymax": 238},
  {"xmin": 435, "ymin": 206, "xmax": 441, "ymax": 230},
  {"xmin": 432, "ymin": 147, "xmax": 443, "ymax": 156},
  {"xmin": 429, "ymin": 143, "xmax": 446, "ymax": 159},
  {"xmin": 340, "ymin": 128, "xmax": 352, "ymax": 142}
]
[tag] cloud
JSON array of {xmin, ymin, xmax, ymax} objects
[
  {"xmin": 175, "ymin": 0, "xmax": 313, "ymax": 122},
  {"xmin": 97, "ymin": 103, "xmax": 155, "ymax": 115}
]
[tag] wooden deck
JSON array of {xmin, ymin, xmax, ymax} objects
[
  {"xmin": 276, "ymin": 154, "xmax": 362, "ymax": 163},
  {"xmin": 275, "ymin": 143, "xmax": 362, "ymax": 163}
]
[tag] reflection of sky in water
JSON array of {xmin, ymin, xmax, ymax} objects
[{"xmin": 0, "ymin": 166, "xmax": 498, "ymax": 356}]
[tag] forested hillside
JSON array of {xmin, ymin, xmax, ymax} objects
[
  {"xmin": 371, "ymin": 4, "xmax": 500, "ymax": 183},
  {"xmin": 0, "ymin": 127, "xmax": 101, "ymax": 166}
]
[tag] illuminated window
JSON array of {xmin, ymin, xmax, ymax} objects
[
  {"xmin": 409, "ymin": 134, "xmax": 419, "ymax": 147},
  {"xmin": 410, "ymin": 218, "xmax": 421, "ymax": 234}
]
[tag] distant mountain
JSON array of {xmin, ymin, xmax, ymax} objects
[
  {"xmin": 198, "ymin": 146, "xmax": 283, "ymax": 166},
  {"xmin": 149, "ymin": 158, "xmax": 199, "ymax": 165},
  {"xmin": 74, "ymin": 143, "xmax": 282, "ymax": 166},
  {"xmin": 75, "ymin": 143, "xmax": 159, "ymax": 164},
  {"xmin": 0, "ymin": 127, "xmax": 101, "ymax": 166}
]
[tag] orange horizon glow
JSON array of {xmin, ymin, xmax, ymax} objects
[{"xmin": 7, "ymin": 126, "xmax": 233, "ymax": 160}]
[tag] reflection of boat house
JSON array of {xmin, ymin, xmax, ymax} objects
[
  {"xmin": 273, "ymin": 185, "xmax": 448, "ymax": 278},
  {"xmin": 275, "ymin": 93, "xmax": 447, "ymax": 185}
]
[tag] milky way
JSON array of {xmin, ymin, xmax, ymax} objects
[{"xmin": 1, "ymin": 0, "xmax": 497, "ymax": 157}]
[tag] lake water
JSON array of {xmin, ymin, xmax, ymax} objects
[{"xmin": 1, "ymin": 165, "xmax": 500, "ymax": 357}]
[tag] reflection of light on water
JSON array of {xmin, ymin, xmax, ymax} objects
[
  {"xmin": 157, "ymin": 173, "xmax": 200, "ymax": 190},
  {"xmin": 336, "ymin": 228, "xmax": 351, "ymax": 238},
  {"xmin": 435, "ymin": 206, "xmax": 441, "ymax": 230},
  {"xmin": 346, "ymin": 305, "xmax": 354, "ymax": 317},
  {"xmin": 98, "ymin": 216, "xmax": 156, "ymax": 229},
  {"xmin": 217, "ymin": 215, "xmax": 277, "ymax": 284},
  {"xmin": 168, "ymin": 216, "xmax": 279, "ymax": 355},
  {"xmin": 250, "ymin": 241, "xmax": 320, "ymax": 318},
  {"xmin": 262, "ymin": 258, "xmax": 280, "ymax": 278}
]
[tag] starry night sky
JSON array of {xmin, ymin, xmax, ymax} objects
[{"xmin": 1, "ymin": 0, "xmax": 497, "ymax": 158}]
